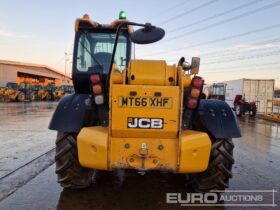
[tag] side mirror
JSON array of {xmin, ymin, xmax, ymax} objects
[
  {"xmin": 130, "ymin": 23, "xmax": 165, "ymax": 44},
  {"xmin": 190, "ymin": 57, "xmax": 200, "ymax": 74}
]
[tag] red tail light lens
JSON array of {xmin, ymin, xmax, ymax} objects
[
  {"xmin": 192, "ymin": 76, "xmax": 203, "ymax": 88},
  {"xmin": 90, "ymin": 74, "xmax": 100, "ymax": 84},
  {"xmin": 187, "ymin": 98, "xmax": 198, "ymax": 109}
]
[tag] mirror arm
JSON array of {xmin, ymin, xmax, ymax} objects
[{"xmin": 106, "ymin": 21, "xmax": 150, "ymax": 89}]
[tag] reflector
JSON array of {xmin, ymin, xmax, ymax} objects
[{"xmin": 187, "ymin": 98, "xmax": 198, "ymax": 109}]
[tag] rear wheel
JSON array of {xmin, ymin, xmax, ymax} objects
[
  {"xmin": 249, "ymin": 108, "xmax": 256, "ymax": 117},
  {"xmin": 190, "ymin": 138, "xmax": 234, "ymax": 192},
  {"xmin": 17, "ymin": 92, "xmax": 25, "ymax": 102},
  {"xmin": 30, "ymin": 92, "xmax": 36, "ymax": 101},
  {"xmin": 55, "ymin": 132, "xmax": 94, "ymax": 189},
  {"xmin": 235, "ymin": 105, "xmax": 242, "ymax": 116}
]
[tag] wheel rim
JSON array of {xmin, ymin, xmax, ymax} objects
[{"xmin": 236, "ymin": 106, "xmax": 240, "ymax": 115}]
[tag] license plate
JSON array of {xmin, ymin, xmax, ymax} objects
[{"xmin": 118, "ymin": 97, "xmax": 172, "ymax": 108}]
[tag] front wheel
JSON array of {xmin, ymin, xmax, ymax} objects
[
  {"xmin": 190, "ymin": 138, "xmax": 234, "ymax": 192},
  {"xmin": 55, "ymin": 132, "xmax": 94, "ymax": 189},
  {"xmin": 17, "ymin": 92, "xmax": 25, "ymax": 102}
]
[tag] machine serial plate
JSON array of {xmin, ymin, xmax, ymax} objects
[{"xmin": 118, "ymin": 97, "xmax": 172, "ymax": 108}]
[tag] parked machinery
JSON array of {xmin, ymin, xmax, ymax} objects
[
  {"xmin": 207, "ymin": 83, "xmax": 226, "ymax": 100},
  {"xmin": 53, "ymin": 85, "xmax": 74, "ymax": 101},
  {"xmin": 37, "ymin": 84, "xmax": 56, "ymax": 101},
  {"xmin": 0, "ymin": 87, "xmax": 6, "ymax": 102},
  {"xmin": 263, "ymin": 99, "xmax": 280, "ymax": 122},
  {"xmin": 1, "ymin": 82, "xmax": 18, "ymax": 102},
  {"xmin": 49, "ymin": 13, "xmax": 241, "ymax": 192},
  {"xmin": 234, "ymin": 94, "xmax": 257, "ymax": 117},
  {"xmin": 6, "ymin": 82, "xmax": 34, "ymax": 102}
]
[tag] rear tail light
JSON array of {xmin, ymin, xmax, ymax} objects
[
  {"xmin": 92, "ymin": 85, "xmax": 102, "ymax": 94},
  {"xmin": 94, "ymin": 95, "xmax": 104, "ymax": 105},
  {"xmin": 90, "ymin": 74, "xmax": 101, "ymax": 84},
  {"xmin": 192, "ymin": 76, "xmax": 203, "ymax": 88},
  {"xmin": 187, "ymin": 98, "xmax": 198, "ymax": 109},
  {"xmin": 190, "ymin": 88, "xmax": 200, "ymax": 98}
]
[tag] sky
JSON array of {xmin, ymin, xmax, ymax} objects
[{"xmin": 0, "ymin": 0, "xmax": 279, "ymax": 88}]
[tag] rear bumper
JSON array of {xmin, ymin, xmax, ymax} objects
[{"xmin": 77, "ymin": 127, "xmax": 211, "ymax": 173}]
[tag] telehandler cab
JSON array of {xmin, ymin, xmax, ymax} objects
[{"xmin": 49, "ymin": 12, "xmax": 241, "ymax": 192}]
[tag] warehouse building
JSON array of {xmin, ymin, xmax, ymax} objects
[{"xmin": 0, "ymin": 60, "xmax": 72, "ymax": 87}]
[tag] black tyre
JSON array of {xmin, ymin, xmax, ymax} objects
[
  {"xmin": 55, "ymin": 132, "xmax": 94, "ymax": 189},
  {"xmin": 18, "ymin": 92, "xmax": 25, "ymax": 102},
  {"xmin": 191, "ymin": 138, "xmax": 234, "ymax": 192},
  {"xmin": 46, "ymin": 93, "xmax": 52, "ymax": 101},
  {"xmin": 249, "ymin": 109, "xmax": 256, "ymax": 117},
  {"xmin": 235, "ymin": 105, "xmax": 242, "ymax": 116},
  {"xmin": 30, "ymin": 92, "xmax": 36, "ymax": 101}
]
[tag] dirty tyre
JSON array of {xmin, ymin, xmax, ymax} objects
[
  {"xmin": 18, "ymin": 92, "xmax": 25, "ymax": 102},
  {"xmin": 30, "ymin": 92, "xmax": 36, "ymax": 101},
  {"xmin": 249, "ymin": 109, "xmax": 256, "ymax": 117},
  {"xmin": 191, "ymin": 138, "xmax": 234, "ymax": 192},
  {"xmin": 55, "ymin": 132, "xmax": 93, "ymax": 189},
  {"xmin": 46, "ymin": 93, "xmax": 52, "ymax": 101}
]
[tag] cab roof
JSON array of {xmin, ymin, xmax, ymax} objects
[{"xmin": 75, "ymin": 14, "xmax": 133, "ymax": 34}]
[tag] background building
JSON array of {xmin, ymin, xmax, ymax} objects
[{"xmin": 0, "ymin": 60, "xmax": 72, "ymax": 87}]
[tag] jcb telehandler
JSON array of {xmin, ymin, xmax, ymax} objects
[{"xmin": 49, "ymin": 13, "xmax": 241, "ymax": 192}]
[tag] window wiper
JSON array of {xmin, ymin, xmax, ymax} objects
[{"xmin": 79, "ymin": 39, "xmax": 102, "ymax": 67}]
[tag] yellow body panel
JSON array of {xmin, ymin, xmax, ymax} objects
[
  {"xmin": 77, "ymin": 127, "xmax": 108, "ymax": 170},
  {"xmin": 128, "ymin": 60, "xmax": 176, "ymax": 86},
  {"xmin": 111, "ymin": 84, "xmax": 180, "ymax": 139},
  {"xmin": 110, "ymin": 137, "xmax": 178, "ymax": 171},
  {"xmin": 77, "ymin": 127, "xmax": 211, "ymax": 173},
  {"xmin": 179, "ymin": 130, "xmax": 211, "ymax": 173}
]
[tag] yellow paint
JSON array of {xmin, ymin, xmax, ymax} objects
[
  {"xmin": 179, "ymin": 130, "xmax": 211, "ymax": 173},
  {"xmin": 109, "ymin": 137, "xmax": 178, "ymax": 171},
  {"xmin": 77, "ymin": 127, "xmax": 211, "ymax": 172},
  {"xmin": 111, "ymin": 84, "xmax": 180, "ymax": 139},
  {"xmin": 127, "ymin": 60, "xmax": 177, "ymax": 86},
  {"xmin": 77, "ymin": 126, "xmax": 108, "ymax": 170},
  {"xmin": 77, "ymin": 58, "xmax": 210, "ymax": 173}
]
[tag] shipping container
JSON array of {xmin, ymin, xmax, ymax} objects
[{"xmin": 223, "ymin": 79, "xmax": 275, "ymax": 113}]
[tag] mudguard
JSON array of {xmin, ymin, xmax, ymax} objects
[
  {"xmin": 193, "ymin": 99, "xmax": 241, "ymax": 139},
  {"xmin": 49, "ymin": 94, "xmax": 94, "ymax": 133}
]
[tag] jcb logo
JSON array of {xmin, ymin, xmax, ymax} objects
[{"xmin": 127, "ymin": 117, "xmax": 164, "ymax": 129}]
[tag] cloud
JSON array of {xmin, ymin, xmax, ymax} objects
[{"xmin": 0, "ymin": 29, "xmax": 30, "ymax": 39}]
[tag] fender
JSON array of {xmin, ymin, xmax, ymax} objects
[
  {"xmin": 193, "ymin": 99, "xmax": 241, "ymax": 139},
  {"xmin": 49, "ymin": 94, "xmax": 95, "ymax": 133}
]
